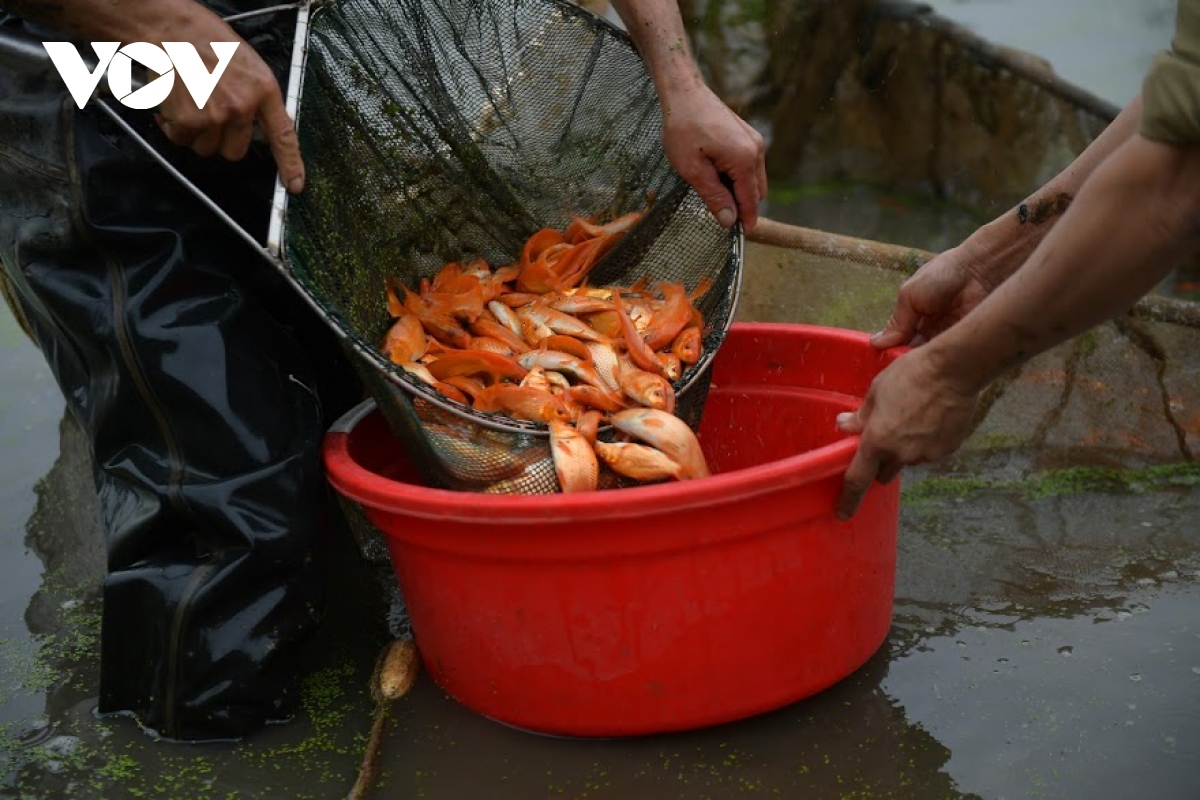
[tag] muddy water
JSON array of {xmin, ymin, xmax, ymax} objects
[
  {"xmin": 765, "ymin": 0, "xmax": 1185, "ymax": 287},
  {"xmin": 5, "ymin": 366, "xmax": 1199, "ymax": 798},
  {"xmin": 0, "ymin": 305, "xmax": 70, "ymax": 732},
  {"xmin": 374, "ymin": 487, "xmax": 1200, "ymax": 799},
  {"xmin": 4, "ymin": 2, "xmax": 1200, "ymax": 799},
  {"xmin": 922, "ymin": 0, "xmax": 1175, "ymax": 107}
]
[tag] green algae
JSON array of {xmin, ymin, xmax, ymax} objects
[
  {"xmin": 262, "ymin": 660, "xmax": 364, "ymax": 763},
  {"xmin": 902, "ymin": 461, "xmax": 1200, "ymax": 506},
  {"xmin": 1074, "ymin": 328, "xmax": 1101, "ymax": 357},
  {"xmin": 805, "ymin": 280, "xmax": 901, "ymax": 331},
  {"xmin": 698, "ymin": 0, "xmax": 769, "ymax": 35},
  {"xmin": 0, "ymin": 577, "xmax": 100, "ymax": 711},
  {"xmin": 1, "ymin": 655, "xmax": 372, "ymax": 799}
]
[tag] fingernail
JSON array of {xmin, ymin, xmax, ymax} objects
[
  {"xmin": 836, "ymin": 412, "xmax": 851, "ymax": 426},
  {"xmin": 288, "ymin": 176, "xmax": 304, "ymax": 194},
  {"xmin": 868, "ymin": 330, "xmax": 883, "ymax": 343},
  {"xmin": 717, "ymin": 208, "xmax": 736, "ymax": 227}
]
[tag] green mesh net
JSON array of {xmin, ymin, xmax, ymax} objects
[{"xmin": 283, "ymin": 0, "xmax": 743, "ymax": 494}]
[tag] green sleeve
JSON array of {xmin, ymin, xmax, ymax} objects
[{"xmin": 1141, "ymin": 0, "xmax": 1200, "ymax": 144}]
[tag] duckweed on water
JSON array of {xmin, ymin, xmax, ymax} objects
[
  {"xmin": 233, "ymin": 656, "xmax": 370, "ymax": 794},
  {"xmin": 294, "ymin": 661, "xmax": 359, "ymax": 756},
  {"xmin": 4, "ymin": 647, "xmax": 367, "ymax": 798},
  {"xmin": 95, "ymin": 753, "xmax": 139, "ymax": 782},
  {"xmin": 86, "ymin": 750, "xmax": 219, "ymax": 799},
  {"xmin": 0, "ymin": 578, "xmax": 100, "ymax": 705}
]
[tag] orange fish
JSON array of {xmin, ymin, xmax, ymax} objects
[
  {"xmin": 611, "ymin": 289, "xmax": 667, "ymax": 377},
  {"xmin": 671, "ymin": 327, "xmax": 702, "ymax": 364},
  {"xmin": 426, "ymin": 350, "xmax": 528, "ymax": 384},
  {"xmin": 382, "ymin": 313, "xmax": 427, "ymax": 365},
  {"xmin": 643, "ymin": 282, "xmax": 690, "ymax": 351},
  {"xmin": 473, "ymin": 385, "xmax": 571, "ymax": 423},
  {"xmin": 594, "ymin": 442, "xmax": 685, "ymax": 482},
  {"xmin": 548, "ymin": 419, "xmax": 599, "ymax": 492},
  {"xmin": 609, "ymin": 408, "xmax": 709, "ymax": 479}
]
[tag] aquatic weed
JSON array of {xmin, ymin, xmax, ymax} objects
[
  {"xmin": 901, "ymin": 461, "xmax": 1200, "ymax": 507},
  {"xmin": 807, "ymin": 282, "xmax": 900, "ymax": 331},
  {"xmin": 901, "ymin": 476, "xmax": 994, "ymax": 506},
  {"xmin": 0, "ymin": 575, "xmax": 100, "ymax": 715}
]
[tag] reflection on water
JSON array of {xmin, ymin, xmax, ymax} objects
[
  {"xmin": 889, "ymin": 485, "xmax": 1200, "ymax": 799},
  {"xmin": 893, "ymin": 590, "xmax": 1200, "ymax": 800},
  {"xmin": 373, "ymin": 642, "xmax": 979, "ymax": 799},
  {"xmin": 0, "ymin": 298, "xmax": 69, "ymax": 744}
]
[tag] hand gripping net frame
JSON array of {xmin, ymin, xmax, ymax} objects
[
  {"xmin": 282, "ymin": 0, "xmax": 744, "ymax": 494},
  {"xmin": 37, "ymin": 0, "xmax": 745, "ymax": 495}
]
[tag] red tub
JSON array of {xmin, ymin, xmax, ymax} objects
[{"xmin": 323, "ymin": 323, "xmax": 903, "ymax": 737}]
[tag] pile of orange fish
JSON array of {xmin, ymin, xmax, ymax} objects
[{"xmin": 379, "ymin": 211, "xmax": 713, "ymax": 492}]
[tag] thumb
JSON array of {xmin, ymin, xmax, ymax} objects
[
  {"xmin": 836, "ymin": 410, "xmax": 863, "ymax": 434},
  {"xmin": 869, "ymin": 295, "xmax": 921, "ymax": 350},
  {"xmin": 686, "ymin": 161, "xmax": 738, "ymax": 228}
]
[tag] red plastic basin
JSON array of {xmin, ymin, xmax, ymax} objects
[{"xmin": 323, "ymin": 323, "xmax": 903, "ymax": 737}]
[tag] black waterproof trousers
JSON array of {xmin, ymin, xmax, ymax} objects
[{"xmin": 0, "ymin": 8, "xmax": 362, "ymax": 741}]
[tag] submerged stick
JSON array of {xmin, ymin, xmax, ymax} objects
[
  {"xmin": 747, "ymin": 217, "xmax": 1200, "ymax": 330},
  {"xmin": 347, "ymin": 639, "xmax": 420, "ymax": 800}
]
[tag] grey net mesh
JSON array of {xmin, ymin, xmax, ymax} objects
[{"xmin": 284, "ymin": 0, "xmax": 742, "ymax": 494}]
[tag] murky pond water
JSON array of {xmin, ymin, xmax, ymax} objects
[
  {"xmin": 763, "ymin": 0, "xmax": 1179, "ymax": 254},
  {"xmin": 4, "ymin": 2, "xmax": 1200, "ymax": 798},
  {"xmin": 922, "ymin": 0, "xmax": 1174, "ymax": 108}
]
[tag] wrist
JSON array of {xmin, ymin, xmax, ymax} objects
[
  {"xmin": 647, "ymin": 52, "xmax": 706, "ymax": 105},
  {"xmin": 136, "ymin": 0, "xmax": 219, "ymax": 41},
  {"xmin": 961, "ymin": 206, "xmax": 1047, "ymax": 289},
  {"xmin": 921, "ymin": 324, "xmax": 1006, "ymax": 398}
]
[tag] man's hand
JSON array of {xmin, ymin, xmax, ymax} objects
[
  {"xmin": 869, "ymin": 243, "xmax": 994, "ymax": 350},
  {"xmin": 833, "ymin": 347, "xmax": 979, "ymax": 520},
  {"xmin": 661, "ymin": 82, "xmax": 766, "ymax": 230},
  {"xmin": 149, "ymin": 14, "xmax": 304, "ymax": 194},
  {"xmin": 608, "ymin": 0, "xmax": 766, "ymax": 229},
  {"xmin": 2, "ymin": 0, "xmax": 305, "ymax": 193}
]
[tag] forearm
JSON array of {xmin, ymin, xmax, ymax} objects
[
  {"xmin": 0, "ymin": 0, "xmax": 207, "ymax": 42},
  {"xmin": 608, "ymin": 1, "xmax": 704, "ymax": 104},
  {"xmin": 928, "ymin": 133, "xmax": 1200, "ymax": 392},
  {"xmin": 961, "ymin": 95, "xmax": 1146, "ymax": 288}
]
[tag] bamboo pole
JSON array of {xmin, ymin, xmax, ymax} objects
[
  {"xmin": 746, "ymin": 217, "xmax": 936, "ymax": 274},
  {"xmin": 745, "ymin": 217, "xmax": 1200, "ymax": 330}
]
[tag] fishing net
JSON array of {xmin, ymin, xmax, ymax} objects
[{"xmin": 283, "ymin": 0, "xmax": 742, "ymax": 495}]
